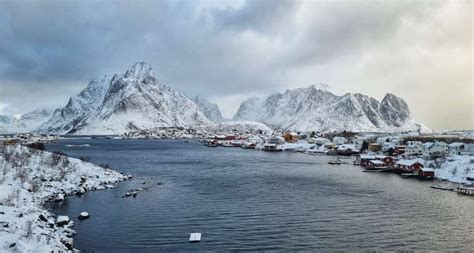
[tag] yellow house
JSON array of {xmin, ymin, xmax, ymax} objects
[{"xmin": 283, "ymin": 132, "xmax": 299, "ymax": 143}]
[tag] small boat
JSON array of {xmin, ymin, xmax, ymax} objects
[
  {"xmin": 222, "ymin": 141, "xmax": 234, "ymax": 147},
  {"xmin": 430, "ymin": 185, "xmax": 455, "ymax": 191},
  {"xmin": 328, "ymin": 158, "xmax": 342, "ymax": 165},
  {"xmin": 241, "ymin": 142, "xmax": 256, "ymax": 149},
  {"xmin": 206, "ymin": 140, "xmax": 218, "ymax": 147},
  {"xmin": 262, "ymin": 143, "xmax": 282, "ymax": 152}
]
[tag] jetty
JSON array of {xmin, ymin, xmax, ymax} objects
[{"xmin": 457, "ymin": 186, "xmax": 474, "ymax": 196}]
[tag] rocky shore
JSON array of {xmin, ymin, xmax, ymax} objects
[{"xmin": 0, "ymin": 144, "xmax": 128, "ymax": 252}]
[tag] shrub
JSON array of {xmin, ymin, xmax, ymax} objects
[
  {"xmin": 25, "ymin": 142, "xmax": 45, "ymax": 151},
  {"xmin": 1, "ymin": 189, "xmax": 20, "ymax": 207},
  {"xmin": 79, "ymin": 156, "xmax": 91, "ymax": 162},
  {"xmin": 99, "ymin": 163, "xmax": 112, "ymax": 169}
]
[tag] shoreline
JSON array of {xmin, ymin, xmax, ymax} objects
[{"xmin": 0, "ymin": 144, "xmax": 128, "ymax": 252}]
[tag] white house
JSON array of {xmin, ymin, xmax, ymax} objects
[
  {"xmin": 267, "ymin": 136, "xmax": 285, "ymax": 145},
  {"xmin": 332, "ymin": 136, "xmax": 347, "ymax": 145},
  {"xmin": 308, "ymin": 137, "xmax": 330, "ymax": 145},
  {"xmin": 405, "ymin": 141, "xmax": 423, "ymax": 157},
  {"xmin": 448, "ymin": 142, "xmax": 465, "ymax": 156},
  {"xmin": 422, "ymin": 141, "xmax": 448, "ymax": 158}
]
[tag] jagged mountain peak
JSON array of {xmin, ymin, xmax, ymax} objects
[
  {"xmin": 233, "ymin": 85, "xmax": 430, "ymax": 133},
  {"xmin": 124, "ymin": 62, "xmax": 154, "ymax": 80},
  {"xmin": 38, "ymin": 62, "xmax": 212, "ymax": 135}
]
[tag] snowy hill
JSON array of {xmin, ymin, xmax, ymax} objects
[
  {"xmin": 210, "ymin": 120, "xmax": 272, "ymax": 133},
  {"xmin": 233, "ymin": 85, "xmax": 430, "ymax": 133},
  {"xmin": 0, "ymin": 145, "xmax": 125, "ymax": 251},
  {"xmin": 192, "ymin": 96, "xmax": 223, "ymax": 123},
  {"xmin": 0, "ymin": 109, "xmax": 53, "ymax": 134},
  {"xmin": 38, "ymin": 62, "xmax": 213, "ymax": 135}
]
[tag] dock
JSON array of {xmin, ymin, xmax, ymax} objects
[
  {"xmin": 457, "ymin": 186, "xmax": 474, "ymax": 196},
  {"xmin": 189, "ymin": 233, "xmax": 202, "ymax": 243}
]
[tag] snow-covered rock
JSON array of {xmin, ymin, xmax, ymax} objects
[
  {"xmin": 0, "ymin": 145, "xmax": 125, "ymax": 251},
  {"xmin": 192, "ymin": 96, "xmax": 223, "ymax": 123},
  {"xmin": 78, "ymin": 212, "xmax": 90, "ymax": 220},
  {"xmin": 38, "ymin": 62, "xmax": 213, "ymax": 135},
  {"xmin": 233, "ymin": 85, "xmax": 430, "ymax": 133},
  {"xmin": 56, "ymin": 216, "xmax": 70, "ymax": 227}
]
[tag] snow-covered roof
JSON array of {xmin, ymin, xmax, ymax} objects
[
  {"xmin": 420, "ymin": 167, "xmax": 435, "ymax": 172},
  {"xmin": 397, "ymin": 159, "xmax": 423, "ymax": 166},
  {"xmin": 360, "ymin": 155, "xmax": 376, "ymax": 160},
  {"xmin": 369, "ymin": 160, "xmax": 385, "ymax": 165},
  {"xmin": 423, "ymin": 142, "xmax": 434, "ymax": 149},
  {"xmin": 448, "ymin": 142, "xmax": 465, "ymax": 147},
  {"xmin": 375, "ymin": 155, "xmax": 389, "ymax": 159}
]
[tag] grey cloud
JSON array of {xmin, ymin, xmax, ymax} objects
[{"xmin": 0, "ymin": 0, "xmax": 471, "ymax": 130}]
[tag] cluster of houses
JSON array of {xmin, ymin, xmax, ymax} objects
[{"xmin": 202, "ymin": 129, "xmax": 473, "ymax": 183}]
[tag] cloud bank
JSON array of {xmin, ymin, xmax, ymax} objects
[{"xmin": 0, "ymin": 0, "xmax": 472, "ymax": 130}]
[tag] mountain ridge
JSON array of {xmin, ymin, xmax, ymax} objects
[{"xmin": 233, "ymin": 85, "xmax": 430, "ymax": 133}]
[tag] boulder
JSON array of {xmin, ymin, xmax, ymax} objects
[
  {"xmin": 39, "ymin": 214, "xmax": 48, "ymax": 222},
  {"xmin": 56, "ymin": 216, "xmax": 70, "ymax": 227},
  {"xmin": 55, "ymin": 194, "xmax": 65, "ymax": 202}
]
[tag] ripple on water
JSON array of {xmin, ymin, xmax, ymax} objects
[{"xmin": 46, "ymin": 139, "xmax": 474, "ymax": 252}]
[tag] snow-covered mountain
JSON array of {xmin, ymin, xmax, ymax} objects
[
  {"xmin": 38, "ymin": 62, "xmax": 212, "ymax": 135},
  {"xmin": 0, "ymin": 109, "xmax": 53, "ymax": 134},
  {"xmin": 233, "ymin": 85, "xmax": 430, "ymax": 133},
  {"xmin": 0, "ymin": 114, "xmax": 18, "ymax": 133},
  {"xmin": 192, "ymin": 96, "xmax": 222, "ymax": 122}
]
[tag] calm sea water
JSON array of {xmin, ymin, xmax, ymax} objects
[{"xmin": 46, "ymin": 139, "xmax": 474, "ymax": 252}]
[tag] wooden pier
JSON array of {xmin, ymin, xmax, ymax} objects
[{"xmin": 457, "ymin": 186, "xmax": 474, "ymax": 196}]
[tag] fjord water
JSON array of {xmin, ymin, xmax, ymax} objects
[{"xmin": 46, "ymin": 139, "xmax": 474, "ymax": 252}]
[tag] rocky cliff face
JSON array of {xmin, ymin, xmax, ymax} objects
[
  {"xmin": 192, "ymin": 96, "xmax": 222, "ymax": 123},
  {"xmin": 233, "ymin": 85, "xmax": 430, "ymax": 133},
  {"xmin": 38, "ymin": 62, "xmax": 212, "ymax": 135}
]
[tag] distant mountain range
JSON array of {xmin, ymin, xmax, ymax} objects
[
  {"xmin": 0, "ymin": 109, "xmax": 53, "ymax": 134},
  {"xmin": 1, "ymin": 62, "xmax": 430, "ymax": 135},
  {"xmin": 233, "ymin": 85, "xmax": 430, "ymax": 133}
]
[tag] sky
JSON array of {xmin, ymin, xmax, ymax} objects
[{"xmin": 0, "ymin": 0, "xmax": 472, "ymax": 131}]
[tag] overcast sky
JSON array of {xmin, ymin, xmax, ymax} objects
[{"xmin": 0, "ymin": 0, "xmax": 472, "ymax": 130}]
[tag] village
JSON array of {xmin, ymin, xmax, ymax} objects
[
  {"xmin": 198, "ymin": 128, "xmax": 474, "ymax": 196},
  {"xmin": 1, "ymin": 128, "xmax": 474, "ymax": 197}
]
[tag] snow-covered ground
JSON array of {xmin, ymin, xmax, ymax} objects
[
  {"xmin": 0, "ymin": 145, "xmax": 126, "ymax": 252},
  {"xmin": 433, "ymin": 155, "xmax": 474, "ymax": 184}
]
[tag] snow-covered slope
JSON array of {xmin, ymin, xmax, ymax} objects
[
  {"xmin": 38, "ymin": 62, "xmax": 213, "ymax": 135},
  {"xmin": 0, "ymin": 114, "xmax": 18, "ymax": 133},
  {"xmin": 192, "ymin": 96, "xmax": 222, "ymax": 123},
  {"xmin": 17, "ymin": 109, "xmax": 54, "ymax": 132},
  {"xmin": 210, "ymin": 120, "xmax": 272, "ymax": 133},
  {"xmin": 432, "ymin": 155, "xmax": 474, "ymax": 184},
  {"xmin": 0, "ymin": 109, "xmax": 53, "ymax": 134},
  {"xmin": 233, "ymin": 85, "xmax": 430, "ymax": 133},
  {"xmin": 37, "ymin": 75, "xmax": 113, "ymax": 134}
]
